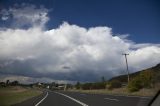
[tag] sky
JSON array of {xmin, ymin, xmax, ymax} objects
[{"xmin": 0, "ymin": 0, "xmax": 160, "ymax": 83}]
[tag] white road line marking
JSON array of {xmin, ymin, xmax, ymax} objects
[
  {"xmin": 35, "ymin": 92, "xmax": 48, "ymax": 106},
  {"xmin": 104, "ymin": 98, "xmax": 119, "ymax": 101},
  {"xmin": 55, "ymin": 92, "xmax": 89, "ymax": 106}
]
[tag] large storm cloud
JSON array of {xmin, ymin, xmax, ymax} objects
[{"xmin": 0, "ymin": 4, "xmax": 160, "ymax": 83}]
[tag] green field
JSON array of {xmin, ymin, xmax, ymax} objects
[{"xmin": 0, "ymin": 86, "xmax": 42, "ymax": 106}]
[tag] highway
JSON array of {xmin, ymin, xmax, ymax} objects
[{"xmin": 14, "ymin": 90, "xmax": 151, "ymax": 106}]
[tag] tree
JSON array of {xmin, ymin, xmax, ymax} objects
[
  {"xmin": 101, "ymin": 76, "xmax": 105, "ymax": 82},
  {"xmin": 11, "ymin": 81, "xmax": 19, "ymax": 86},
  {"xmin": 75, "ymin": 82, "xmax": 81, "ymax": 89},
  {"xmin": 6, "ymin": 80, "xmax": 10, "ymax": 85}
]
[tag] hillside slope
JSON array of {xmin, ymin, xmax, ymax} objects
[{"xmin": 109, "ymin": 63, "xmax": 160, "ymax": 83}]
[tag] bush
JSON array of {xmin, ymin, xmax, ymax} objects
[
  {"xmin": 128, "ymin": 77, "xmax": 142, "ymax": 92},
  {"xmin": 107, "ymin": 80, "xmax": 122, "ymax": 90},
  {"xmin": 75, "ymin": 82, "xmax": 81, "ymax": 89},
  {"xmin": 139, "ymin": 71, "xmax": 153, "ymax": 88},
  {"xmin": 81, "ymin": 82, "xmax": 106, "ymax": 90},
  {"xmin": 92, "ymin": 82, "xmax": 106, "ymax": 89},
  {"xmin": 128, "ymin": 71, "xmax": 154, "ymax": 92},
  {"xmin": 81, "ymin": 83, "xmax": 92, "ymax": 90}
]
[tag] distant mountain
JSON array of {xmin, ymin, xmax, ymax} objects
[{"xmin": 109, "ymin": 63, "xmax": 160, "ymax": 83}]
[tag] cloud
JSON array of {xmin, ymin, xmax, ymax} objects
[
  {"xmin": 0, "ymin": 9, "xmax": 10, "ymax": 21},
  {"xmin": 0, "ymin": 4, "xmax": 160, "ymax": 83},
  {"xmin": 0, "ymin": 74, "xmax": 74, "ymax": 84},
  {"xmin": 0, "ymin": 3, "xmax": 49, "ymax": 28},
  {"xmin": 1, "ymin": 16, "xmax": 9, "ymax": 21}
]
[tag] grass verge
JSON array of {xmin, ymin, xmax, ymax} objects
[
  {"xmin": 0, "ymin": 86, "xmax": 42, "ymax": 106},
  {"xmin": 68, "ymin": 87, "xmax": 159, "ymax": 97}
]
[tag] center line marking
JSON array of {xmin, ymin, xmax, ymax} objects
[
  {"xmin": 54, "ymin": 92, "xmax": 89, "ymax": 106},
  {"xmin": 104, "ymin": 98, "xmax": 119, "ymax": 101}
]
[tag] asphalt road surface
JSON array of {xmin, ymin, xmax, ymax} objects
[{"xmin": 14, "ymin": 90, "xmax": 152, "ymax": 106}]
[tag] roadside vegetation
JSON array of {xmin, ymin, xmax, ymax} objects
[
  {"xmin": 69, "ymin": 86, "xmax": 159, "ymax": 97},
  {"xmin": 70, "ymin": 63, "xmax": 160, "ymax": 96},
  {"xmin": 0, "ymin": 82, "xmax": 42, "ymax": 106},
  {"xmin": 128, "ymin": 70, "xmax": 154, "ymax": 92}
]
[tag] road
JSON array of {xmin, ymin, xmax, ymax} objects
[{"xmin": 14, "ymin": 90, "xmax": 152, "ymax": 106}]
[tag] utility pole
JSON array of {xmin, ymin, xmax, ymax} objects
[{"xmin": 122, "ymin": 53, "xmax": 130, "ymax": 84}]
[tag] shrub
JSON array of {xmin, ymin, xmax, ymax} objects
[
  {"xmin": 128, "ymin": 77, "xmax": 142, "ymax": 92},
  {"xmin": 75, "ymin": 82, "xmax": 81, "ymax": 89},
  {"xmin": 81, "ymin": 83, "xmax": 92, "ymax": 90},
  {"xmin": 128, "ymin": 71, "xmax": 154, "ymax": 92},
  {"xmin": 81, "ymin": 82, "xmax": 106, "ymax": 90},
  {"xmin": 139, "ymin": 71, "xmax": 154, "ymax": 88},
  {"xmin": 92, "ymin": 82, "xmax": 106, "ymax": 89},
  {"xmin": 107, "ymin": 80, "xmax": 122, "ymax": 90}
]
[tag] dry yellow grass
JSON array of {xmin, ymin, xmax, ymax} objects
[
  {"xmin": 69, "ymin": 85, "xmax": 159, "ymax": 97},
  {"xmin": 0, "ymin": 86, "xmax": 42, "ymax": 106}
]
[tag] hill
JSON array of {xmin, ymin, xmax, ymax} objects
[{"xmin": 109, "ymin": 63, "xmax": 160, "ymax": 83}]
